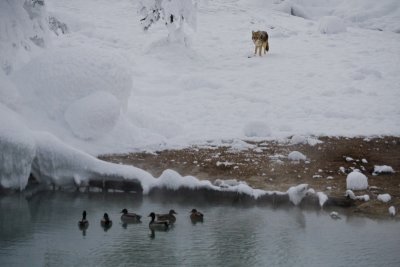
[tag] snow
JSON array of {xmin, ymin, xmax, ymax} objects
[
  {"xmin": 346, "ymin": 171, "xmax": 368, "ymax": 190},
  {"xmin": 345, "ymin": 190, "xmax": 369, "ymax": 201},
  {"xmin": 373, "ymin": 165, "xmax": 395, "ymax": 175},
  {"xmin": 288, "ymin": 151, "xmax": 307, "ymax": 161},
  {"xmin": 287, "ymin": 184, "xmax": 308, "ymax": 205},
  {"xmin": 388, "ymin": 206, "xmax": 396, "ymax": 216},
  {"xmin": 377, "ymin": 194, "xmax": 391, "ymax": 203},
  {"xmin": 1, "ymin": 0, "xmax": 400, "ymax": 194},
  {"xmin": 318, "ymin": 16, "xmax": 346, "ymax": 34}
]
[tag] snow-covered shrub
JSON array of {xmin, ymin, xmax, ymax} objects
[
  {"xmin": 288, "ymin": 151, "xmax": 307, "ymax": 161},
  {"xmin": 346, "ymin": 171, "xmax": 368, "ymax": 190},
  {"xmin": 139, "ymin": 0, "xmax": 197, "ymax": 44},
  {"xmin": 377, "ymin": 193, "xmax": 391, "ymax": 203},
  {"xmin": 318, "ymin": 16, "xmax": 346, "ymax": 34},
  {"xmin": 243, "ymin": 121, "xmax": 271, "ymax": 137},
  {"xmin": 0, "ymin": 0, "xmax": 50, "ymax": 74}
]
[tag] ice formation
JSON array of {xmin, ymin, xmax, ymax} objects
[{"xmin": 346, "ymin": 171, "xmax": 368, "ymax": 190}]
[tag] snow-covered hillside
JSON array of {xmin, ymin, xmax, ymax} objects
[{"xmin": 1, "ymin": 0, "xmax": 399, "ymax": 190}]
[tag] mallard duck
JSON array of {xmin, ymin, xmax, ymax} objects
[
  {"xmin": 148, "ymin": 212, "xmax": 169, "ymax": 231},
  {"xmin": 78, "ymin": 210, "xmax": 89, "ymax": 229},
  {"xmin": 101, "ymin": 213, "xmax": 113, "ymax": 228},
  {"xmin": 156, "ymin": 209, "xmax": 177, "ymax": 224},
  {"xmin": 120, "ymin": 208, "xmax": 141, "ymax": 223},
  {"xmin": 190, "ymin": 209, "xmax": 204, "ymax": 222}
]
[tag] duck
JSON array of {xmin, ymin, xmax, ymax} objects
[
  {"xmin": 190, "ymin": 209, "xmax": 204, "ymax": 222},
  {"xmin": 148, "ymin": 212, "xmax": 169, "ymax": 231},
  {"xmin": 78, "ymin": 210, "xmax": 89, "ymax": 229},
  {"xmin": 101, "ymin": 213, "xmax": 113, "ymax": 228},
  {"xmin": 120, "ymin": 208, "xmax": 141, "ymax": 223},
  {"xmin": 156, "ymin": 209, "xmax": 177, "ymax": 224}
]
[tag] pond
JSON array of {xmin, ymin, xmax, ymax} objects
[{"xmin": 0, "ymin": 191, "xmax": 399, "ymax": 267}]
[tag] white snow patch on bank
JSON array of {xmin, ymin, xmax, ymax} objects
[
  {"xmin": 288, "ymin": 151, "xmax": 307, "ymax": 161},
  {"xmin": 373, "ymin": 165, "xmax": 395, "ymax": 175},
  {"xmin": 389, "ymin": 206, "xmax": 396, "ymax": 216},
  {"xmin": 377, "ymin": 193, "xmax": 391, "ymax": 203},
  {"xmin": 318, "ymin": 16, "xmax": 346, "ymax": 34},
  {"xmin": 346, "ymin": 171, "xmax": 368, "ymax": 190},
  {"xmin": 287, "ymin": 184, "xmax": 308, "ymax": 205}
]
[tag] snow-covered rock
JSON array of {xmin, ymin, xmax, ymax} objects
[
  {"xmin": 377, "ymin": 194, "xmax": 391, "ymax": 203},
  {"xmin": 318, "ymin": 16, "xmax": 346, "ymax": 34},
  {"xmin": 288, "ymin": 151, "xmax": 307, "ymax": 161},
  {"xmin": 346, "ymin": 171, "xmax": 368, "ymax": 190},
  {"xmin": 373, "ymin": 165, "xmax": 395, "ymax": 175}
]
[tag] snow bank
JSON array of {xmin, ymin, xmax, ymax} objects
[
  {"xmin": 288, "ymin": 151, "xmax": 307, "ymax": 161},
  {"xmin": 318, "ymin": 16, "xmax": 346, "ymax": 34},
  {"xmin": 377, "ymin": 194, "xmax": 391, "ymax": 203},
  {"xmin": 373, "ymin": 165, "xmax": 395, "ymax": 175},
  {"xmin": 0, "ymin": 105, "xmax": 36, "ymax": 190},
  {"xmin": 346, "ymin": 171, "xmax": 368, "ymax": 190}
]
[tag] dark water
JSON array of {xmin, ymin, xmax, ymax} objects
[{"xmin": 0, "ymin": 192, "xmax": 399, "ymax": 267}]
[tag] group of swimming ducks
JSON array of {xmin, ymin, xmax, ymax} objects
[{"xmin": 78, "ymin": 208, "xmax": 204, "ymax": 231}]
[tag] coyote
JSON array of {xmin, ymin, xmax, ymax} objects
[{"xmin": 252, "ymin": 31, "xmax": 269, "ymax": 56}]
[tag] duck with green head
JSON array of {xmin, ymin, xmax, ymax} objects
[
  {"xmin": 120, "ymin": 208, "xmax": 141, "ymax": 223},
  {"xmin": 156, "ymin": 209, "xmax": 177, "ymax": 224},
  {"xmin": 148, "ymin": 212, "xmax": 169, "ymax": 231}
]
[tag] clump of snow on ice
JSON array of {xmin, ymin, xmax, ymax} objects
[
  {"xmin": 389, "ymin": 206, "xmax": 396, "ymax": 216},
  {"xmin": 0, "ymin": 105, "xmax": 36, "ymax": 190},
  {"xmin": 373, "ymin": 165, "xmax": 395, "ymax": 175},
  {"xmin": 288, "ymin": 151, "xmax": 307, "ymax": 161},
  {"xmin": 287, "ymin": 184, "xmax": 308, "ymax": 205},
  {"xmin": 243, "ymin": 121, "xmax": 271, "ymax": 138},
  {"xmin": 64, "ymin": 91, "xmax": 121, "ymax": 140},
  {"xmin": 318, "ymin": 16, "xmax": 346, "ymax": 34},
  {"xmin": 377, "ymin": 193, "xmax": 391, "ymax": 203},
  {"xmin": 346, "ymin": 171, "xmax": 368, "ymax": 190}
]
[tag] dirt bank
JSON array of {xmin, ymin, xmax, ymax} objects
[{"xmin": 99, "ymin": 137, "xmax": 400, "ymax": 218}]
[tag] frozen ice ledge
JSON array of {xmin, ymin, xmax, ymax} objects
[{"xmin": 0, "ymin": 107, "xmax": 352, "ymax": 208}]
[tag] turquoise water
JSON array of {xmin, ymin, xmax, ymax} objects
[{"xmin": 0, "ymin": 191, "xmax": 399, "ymax": 267}]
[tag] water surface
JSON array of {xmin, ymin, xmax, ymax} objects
[{"xmin": 0, "ymin": 192, "xmax": 399, "ymax": 266}]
